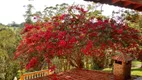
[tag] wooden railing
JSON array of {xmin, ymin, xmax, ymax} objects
[{"xmin": 19, "ymin": 69, "xmax": 54, "ymax": 80}]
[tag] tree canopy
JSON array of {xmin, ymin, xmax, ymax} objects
[
  {"xmin": 15, "ymin": 4, "xmax": 142, "ymax": 71},
  {"xmin": 0, "ymin": 26, "xmax": 20, "ymax": 80}
]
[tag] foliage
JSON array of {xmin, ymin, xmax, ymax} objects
[
  {"xmin": 0, "ymin": 26, "xmax": 20, "ymax": 80},
  {"xmin": 132, "ymin": 60, "xmax": 142, "ymax": 67},
  {"xmin": 0, "ymin": 49, "xmax": 8, "ymax": 80},
  {"xmin": 24, "ymin": 4, "xmax": 34, "ymax": 24},
  {"xmin": 37, "ymin": 3, "xmax": 106, "ymax": 22},
  {"xmin": 43, "ymin": 3, "xmax": 69, "ymax": 19},
  {"xmin": 15, "ymin": 4, "xmax": 142, "ymax": 72},
  {"xmin": 112, "ymin": 10, "xmax": 142, "ymax": 30},
  {"xmin": 7, "ymin": 21, "xmax": 25, "ymax": 27}
]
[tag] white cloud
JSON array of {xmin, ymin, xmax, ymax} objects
[
  {"xmin": 0, "ymin": 0, "xmax": 29, "ymax": 24},
  {"xmin": 0, "ymin": 0, "xmax": 117, "ymax": 25}
]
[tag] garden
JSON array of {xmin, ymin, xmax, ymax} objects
[{"xmin": 0, "ymin": 1, "xmax": 142, "ymax": 80}]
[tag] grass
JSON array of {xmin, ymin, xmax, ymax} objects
[
  {"xmin": 103, "ymin": 68, "xmax": 112, "ymax": 72},
  {"xmin": 103, "ymin": 68, "xmax": 142, "ymax": 76},
  {"xmin": 132, "ymin": 61, "xmax": 141, "ymax": 67},
  {"xmin": 131, "ymin": 68, "xmax": 142, "ymax": 76},
  {"xmin": 103, "ymin": 61, "xmax": 142, "ymax": 77}
]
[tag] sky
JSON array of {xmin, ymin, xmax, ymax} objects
[{"xmin": 0, "ymin": 0, "xmax": 120, "ymax": 25}]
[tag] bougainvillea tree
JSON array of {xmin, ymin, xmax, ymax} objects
[{"xmin": 14, "ymin": 4, "xmax": 142, "ymax": 71}]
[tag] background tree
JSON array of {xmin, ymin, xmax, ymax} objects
[
  {"xmin": 24, "ymin": 4, "xmax": 34, "ymax": 24},
  {"xmin": 0, "ymin": 26, "xmax": 20, "ymax": 80}
]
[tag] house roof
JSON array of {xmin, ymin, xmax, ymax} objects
[
  {"xmin": 84, "ymin": 0, "xmax": 142, "ymax": 11},
  {"xmin": 112, "ymin": 55, "xmax": 134, "ymax": 62},
  {"xmin": 31, "ymin": 69, "xmax": 114, "ymax": 80}
]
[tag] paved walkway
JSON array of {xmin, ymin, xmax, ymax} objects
[{"xmin": 134, "ymin": 77, "xmax": 142, "ymax": 80}]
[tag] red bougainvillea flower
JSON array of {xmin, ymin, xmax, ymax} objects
[
  {"xmin": 45, "ymin": 57, "xmax": 51, "ymax": 63},
  {"xmin": 27, "ymin": 48, "xmax": 34, "ymax": 53},
  {"xmin": 58, "ymin": 40, "xmax": 66, "ymax": 47},
  {"xmin": 57, "ymin": 49, "xmax": 63, "ymax": 56},
  {"xmin": 49, "ymin": 65, "xmax": 56, "ymax": 72},
  {"xmin": 26, "ymin": 57, "xmax": 38, "ymax": 70},
  {"xmin": 69, "ymin": 37, "xmax": 77, "ymax": 44},
  {"xmin": 117, "ymin": 28, "xmax": 123, "ymax": 34},
  {"xmin": 58, "ymin": 31, "xmax": 66, "ymax": 40},
  {"xmin": 36, "ymin": 46, "xmax": 43, "ymax": 52},
  {"xmin": 86, "ymin": 40, "xmax": 93, "ymax": 50},
  {"xmin": 14, "ymin": 52, "xmax": 20, "ymax": 59}
]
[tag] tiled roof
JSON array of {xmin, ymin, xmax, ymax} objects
[
  {"xmin": 31, "ymin": 69, "xmax": 114, "ymax": 80},
  {"xmin": 112, "ymin": 55, "xmax": 133, "ymax": 62},
  {"xmin": 84, "ymin": 0, "xmax": 142, "ymax": 11}
]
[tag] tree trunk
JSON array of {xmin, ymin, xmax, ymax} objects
[
  {"xmin": 86, "ymin": 56, "xmax": 89, "ymax": 69},
  {"xmin": 77, "ymin": 56, "xmax": 84, "ymax": 69}
]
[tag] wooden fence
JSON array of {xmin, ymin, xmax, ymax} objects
[{"xmin": 19, "ymin": 69, "xmax": 54, "ymax": 80}]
